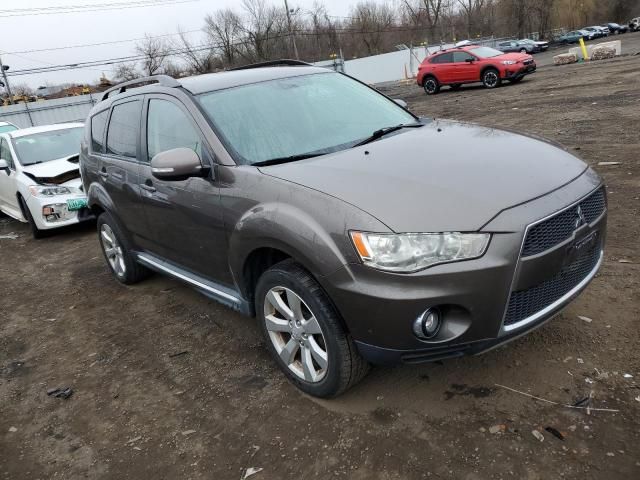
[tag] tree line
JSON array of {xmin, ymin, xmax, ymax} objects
[{"xmin": 105, "ymin": 0, "xmax": 639, "ymax": 81}]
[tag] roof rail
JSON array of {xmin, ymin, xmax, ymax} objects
[
  {"xmin": 101, "ymin": 75, "xmax": 180, "ymax": 101},
  {"xmin": 230, "ymin": 59, "xmax": 313, "ymax": 71}
]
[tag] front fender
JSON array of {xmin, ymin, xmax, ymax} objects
[{"xmin": 228, "ymin": 202, "xmax": 352, "ymax": 297}]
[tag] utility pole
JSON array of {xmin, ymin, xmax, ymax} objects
[
  {"xmin": 0, "ymin": 55, "xmax": 14, "ymax": 105},
  {"xmin": 284, "ymin": 0, "xmax": 299, "ymax": 60}
]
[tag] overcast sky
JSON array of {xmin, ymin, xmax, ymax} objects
[{"xmin": 0, "ymin": 0, "xmax": 353, "ymax": 89}]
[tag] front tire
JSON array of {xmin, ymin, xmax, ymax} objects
[
  {"xmin": 422, "ymin": 76, "xmax": 440, "ymax": 95},
  {"xmin": 97, "ymin": 212, "xmax": 149, "ymax": 285},
  {"xmin": 18, "ymin": 196, "xmax": 46, "ymax": 239},
  {"xmin": 482, "ymin": 68, "xmax": 502, "ymax": 89},
  {"xmin": 256, "ymin": 260, "xmax": 369, "ymax": 398}
]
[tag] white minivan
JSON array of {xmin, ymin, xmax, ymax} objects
[{"xmin": 0, "ymin": 123, "xmax": 93, "ymax": 238}]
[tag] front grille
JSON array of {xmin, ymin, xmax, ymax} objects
[
  {"xmin": 504, "ymin": 242, "xmax": 601, "ymax": 326},
  {"xmin": 522, "ymin": 188, "xmax": 605, "ymax": 257}
]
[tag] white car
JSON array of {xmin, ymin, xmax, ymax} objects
[
  {"xmin": 0, "ymin": 121, "xmax": 19, "ymax": 134},
  {"xmin": 0, "ymin": 123, "xmax": 93, "ymax": 238}
]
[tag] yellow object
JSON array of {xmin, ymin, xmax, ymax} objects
[{"xmin": 579, "ymin": 37, "xmax": 589, "ymax": 60}]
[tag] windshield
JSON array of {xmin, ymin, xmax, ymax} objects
[
  {"xmin": 197, "ymin": 72, "xmax": 416, "ymax": 165},
  {"xmin": 0, "ymin": 124, "xmax": 18, "ymax": 134},
  {"xmin": 13, "ymin": 127, "xmax": 83, "ymax": 166},
  {"xmin": 468, "ymin": 46, "xmax": 504, "ymax": 58}
]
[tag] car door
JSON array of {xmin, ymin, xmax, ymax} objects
[
  {"xmin": 430, "ymin": 52, "xmax": 454, "ymax": 83},
  {"xmin": 100, "ymin": 97, "xmax": 149, "ymax": 240},
  {"xmin": 0, "ymin": 136, "xmax": 21, "ymax": 219},
  {"xmin": 138, "ymin": 94, "xmax": 231, "ymax": 285},
  {"xmin": 451, "ymin": 51, "xmax": 480, "ymax": 82}
]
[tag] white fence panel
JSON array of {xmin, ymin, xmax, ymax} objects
[{"xmin": 0, "ymin": 94, "xmax": 97, "ymax": 128}]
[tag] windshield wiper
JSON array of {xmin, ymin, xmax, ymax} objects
[
  {"xmin": 353, "ymin": 123, "xmax": 423, "ymax": 147},
  {"xmin": 253, "ymin": 153, "xmax": 322, "ymax": 167}
]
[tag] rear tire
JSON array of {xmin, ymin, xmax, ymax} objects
[
  {"xmin": 482, "ymin": 68, "xmax": 502, "ymax": 89},
  {"xmin": 18, "ymin": 196, "xmax": 46, "ymax": 239},
  {"xmin": 520, "ymin": 48, "xmax": 527, "ymax": 54},
  {"xmin": 422, "ymin": 76, "xmax": 440, "ymax": 95},
  {"xmin": 256, "ymin": 260, "xmax": 369, "ymax": 398},
  {"xmin": 97, "ymin": 211, "xmax": 149, "ymax": 285}
]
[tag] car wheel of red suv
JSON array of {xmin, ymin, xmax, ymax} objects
[
  {"xmin": 422, "ymin": 76, "xmax": 440, "ymax": 95},
  {"xmin": 482, "ymin": 68, "xmax": 501, "ymax": 89}
]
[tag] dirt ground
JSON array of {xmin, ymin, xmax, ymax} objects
[{"xmin": 1, "ymin": 45, "xmax": 640, "ymax": 480}]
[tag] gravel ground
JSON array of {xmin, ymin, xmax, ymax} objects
[{"xmin": 1, "ymin": 46, "xmax": 639, "ymax": 479}]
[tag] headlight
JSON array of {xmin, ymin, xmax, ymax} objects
[
  {"xmin": 502, "ymin": 60, "xmax": 517, "ymax": 65},
  {"xmin": 29, "ymin": 185, "xmax": 81, "ymax": 197},
  {"xmin": 350, "ymin": 231, "xmax": 490, "ymax": 273}
]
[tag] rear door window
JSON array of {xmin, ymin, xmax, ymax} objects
[
  {"xmin": 106, "ymin": 100, "xmax": 142, "ymax": 158},
  {"xmin": 432, "ymin": 52, "xmax": 453, "ymax": 64},
  {"xmin": 90, "ymin": 109, "xmax": 109, "ymax": 153}
]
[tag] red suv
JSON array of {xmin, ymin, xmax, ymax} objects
[{"xmin": 417, "ymin": 45, "xmax": 536, "ymax": 94}]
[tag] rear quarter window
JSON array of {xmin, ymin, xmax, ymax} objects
[{"xmin": 90, "ymin": 110, "xmax": 109, "ymax": 153}]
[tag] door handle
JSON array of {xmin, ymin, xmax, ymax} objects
[
  {"xmin": 140, "ymin": 182, "xmax": 156, "ymax": 193},
  {"xmin": 98, "ymin": 168, "xmax": 109, "ymax": 179}
]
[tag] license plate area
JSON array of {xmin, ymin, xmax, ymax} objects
[{"xmin": 67, "ymin": 198, "xmax": 88, "ymax": 211}]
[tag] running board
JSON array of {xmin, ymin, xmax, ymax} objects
[{"xmin": 136, "ymin": 253, "xmax": 250, "ymax": 314}]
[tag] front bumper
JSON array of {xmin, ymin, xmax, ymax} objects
[
  {"xmin": 25, "ymin": 194, "xmax": 94, "ymax": 230},
  {"xmin": 504, "ymin": 63, "xmax": 536, "ymax": 79},
  {"xmin": 320, "ymin": 173, "xmax": 606, "ymax": 365}
]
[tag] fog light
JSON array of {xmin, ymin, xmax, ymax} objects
[{"xmin": 413, "ymin": 308, "xmax": 442, "ymax": 339}]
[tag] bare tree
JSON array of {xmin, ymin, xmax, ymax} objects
[
  {"xmin": 238, "ymin": 0, "xmax": 287, "ymax": 62},
  {"xmin": 204, "ymin": 8, "xmax": 242, "ymax": 67},
  {"xmin": 136, "ymin": 34, "xmax": 170, "ymax": 76},
  {"xmin": 456, "ymin": 0, "xmax": 487, "ymax": 38},
  {"xmin": 113, "ymin": 63, "xmax": 139, "ymax": 82},
  {"xmin": 402, "ymin": 0, "xmax": 447, "ymax": 40},
  {"xmin": 350, "ymin": 1, "xmax": 396, "ymax": 56},
  {"xmin": 12, "ymin": 83, "xmax": 34, "ymax": 97},
  {"xmin": 173, "ymin": 28, "xmax": 217, "ymax": 74}
]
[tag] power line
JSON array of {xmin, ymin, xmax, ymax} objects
[
  {"xmin": 2, "ymin": 29, "xmax": 202, "ymax": 55},
  {"xmin": 0, "ymin": 0, "xmax": 200, "ymax": 18}
]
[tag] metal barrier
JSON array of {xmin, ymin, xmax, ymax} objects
[{"xmin": 0, "ymin": 94, "xmax": 97, "ymax": 128}]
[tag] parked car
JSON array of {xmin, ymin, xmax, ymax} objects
[
  {"xmin": 578, "ymin": 28, "xmax": 599, "ymax": 40},
  {"xmin": 630, "ymin": 17, "xmax": 640, "ymax": 31},
  {"xmin": 605, "ymin": 22, "xmax": 628, "ymax": 34},
  {"xmin": 0, "ymin": 121, "xmax": 19, "ymax": 134},
  {"xmin": 496, "ymin": 40, "xmax": 539, "ymax": 54},
  {"xmin": 519, "ymin": 38, "xmax": 549, "ymax": 51},
  {"xmin": 417, "ymin": 45, "xmax": 536, "ymax": 94},
  {"xmin": 584, "ymin": 26, "xmax": 608, "ymax": 37},
  {"xmin": 559, "ymin": 30, "xmax": 586, "ymax": 43},
  {"xmin": 81, "ymin": 66, "xmax": 606, "ymax": 398},
  {"xmin": 0, "ymin": 123, "xmax": 92, "ymax": 238}
]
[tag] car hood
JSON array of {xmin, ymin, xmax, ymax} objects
[
  {"xmin": 259, "ymin": 120, "xmax": 588, "ymax": 232},
  {"xmin": 499, "ymin": 52, "xmax": 533, "ymax": 62},
  {"xmin": 21, "ymin": 155, "xmax": 81, "ymax": 185}
]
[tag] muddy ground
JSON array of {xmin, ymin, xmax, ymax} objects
[{"xmin": 1, "ymin": 44, "xmax": 640, "ymax": 480}]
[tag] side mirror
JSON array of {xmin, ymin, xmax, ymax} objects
[
  {"xmin": 465, "ymin": 58, "xmax": 475, "ymax": 63},
  {"xmin": 393, "ymin": 99, "xmax": 408, "ymax": 109},
  {"xmin": 150, "ymin": 148, "xmax": 208, "ymax": 180},
  {"xmin": 0, "ymin": 159, "xmax": 9, "ymax": 173}
]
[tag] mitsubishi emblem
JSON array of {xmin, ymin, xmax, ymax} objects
[{"xmin": 574, "ymin": 205, "xmax": 587, "ymax": 229}]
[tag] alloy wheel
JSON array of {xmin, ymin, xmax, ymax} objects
[
  {"xmin": 100, "ymin": 224, "xmax": 126, "ymax": 277},
  {"xmin": 484, "ymin": 71, "xmax": 499, "ymax": 87},
  {"xmin": 424, "ymin": 79, "xmax": 437, "ymax": 93},
  {"xmin": 263, "ymin": 286, "xmax": 328, "ymax": 383}
]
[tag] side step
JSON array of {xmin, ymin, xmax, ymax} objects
[{"xmin": 136, "ymin": 253, "xmax": 251, "ymax": 315}]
